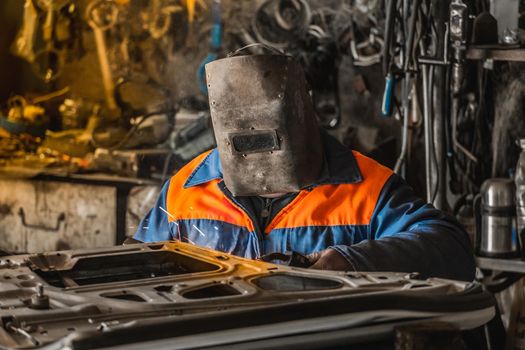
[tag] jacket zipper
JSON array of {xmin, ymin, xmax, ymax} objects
[
  {"xmin": 261, "ymin": 198, "xmax": 273, "ymax": 230},
  {"xmin": 216, "ymin": 181, "xmax": 264, "ymax": 258}
]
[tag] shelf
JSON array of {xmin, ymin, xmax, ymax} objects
[
  {"xmin": 476, "ymin": 256, "xmax": 525, "ymax": 273},
  {"xmin": 35, "ymin": 173, "xmax": 161, "ymax": 187},
  {"xmin": 466, "ymin": 47, "xmax": 525, "ymax": 62}
]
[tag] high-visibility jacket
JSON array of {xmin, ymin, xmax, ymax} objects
[{"xmin": 135, "ymin": 134, "xmax": 475, "ymax": 281}]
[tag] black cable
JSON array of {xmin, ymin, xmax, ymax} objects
[
  {"xmin": 452, "ymin": 193, "xmax": 468, "ymax": 216},
  {"xmin": 91, "ymin": 109, "xmax": 176, "ymax": 150},
  {"xmin": 227, "ymin": 43, "xmax": 286, "ymax": 57},
  {"xmin": 482, "ymin": 272, "xmax": 522, "ymax": 294}
]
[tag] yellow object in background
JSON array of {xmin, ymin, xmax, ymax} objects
[
  {"xmin": 182, "ymin": 0, "xmax": 207, "ymax": 23},
  {"xmin": 22, "ymin": 105, "xmax": 45, "ymax": 122},
  {"xmin": 7, "ymin": 103, "xmax": 45, "ymax": 123}
]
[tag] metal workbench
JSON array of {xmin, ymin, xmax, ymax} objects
[{"xmin": 0, "ymin": 173, "xmax": 161, "ymax": 254}]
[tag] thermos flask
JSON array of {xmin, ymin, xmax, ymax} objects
[{"xmin": 476, "ymin": 178, "xmax": 520, "ymax": 258}]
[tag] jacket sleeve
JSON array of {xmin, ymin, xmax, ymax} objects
[
  {"xmin": 133, "ymin": 180, "xmax": 175, "ymax": 242},
  {"xmin": 332, "ymin": 174, "xmax": 476, "ymax": 281}
]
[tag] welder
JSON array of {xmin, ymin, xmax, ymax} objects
[{"xmin": 134, "ymin": 53, "xmax": 475, "ymax": 281}]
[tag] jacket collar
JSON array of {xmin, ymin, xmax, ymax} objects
[{"xmin": 183, "ymin": 132, "xmax": 363, "ymax": 189}]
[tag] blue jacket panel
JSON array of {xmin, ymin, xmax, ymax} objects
[{"xmin": 333, "ymin": 174, "xmax": 476, "ymax": 281}]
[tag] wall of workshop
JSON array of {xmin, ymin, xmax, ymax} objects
[{"xmin": 0, "ymin": 0, "xmax": 409, "ymax": 189}]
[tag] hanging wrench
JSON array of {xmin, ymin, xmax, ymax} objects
[
  {"xmin": 86, "ymin": 0, "xmax": 119, "ymax": 111},
  {"xmin": 35, "ymin": 0, "xmax": 70, "ymax": 41},
  {"xmin": 10, "ymin": 0, "xmax": 39, "ymax": 63},
  {"xmin": 32, "ymin": 0, "xmax": 71, "ymax": 82}
]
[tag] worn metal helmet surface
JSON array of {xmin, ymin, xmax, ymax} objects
[{"xmin": 205, "ymin": 54, "xmax": 324, "ymax": 196}]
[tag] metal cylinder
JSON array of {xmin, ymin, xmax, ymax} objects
[
  {"xmin": 515, "ymin": 139, "xmax": 525, "ymax": 247},
  {"xmin": 479, "ymin": 178, "xmax": 519, "ymax": 257}
]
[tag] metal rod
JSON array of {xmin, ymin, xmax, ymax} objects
[
  {"xmin": 382, "ymin": 0, "xmax": 397, "ymax": 74},
  {"xmin": 418, "ymin": 57, "xmax": 449, "ymax": 65},
  {"xmin": 403, "ymin": 0, "xmax": 422, "ymax": 72},
  {"xmin": 422, "ymin": 65, "xmax": 432, "ymax": 201},
  {"xmin": 92, "ymin": 28, "xmax": 117, "ymax": 110},
  {"xmin": 433, "ymin": 65, "xmax": 447, "ymax": 209},
  {"xmin": 7, "ymin": 324, "xmax": 39, "ymax": 346},
  {"xmin": 429, "ymin": 0, "xmax": 451, "ymax": 210},
  {"xmin": 428, "ymin": 65, "xmax": 439, "ymax": 204},
  {"xmin": 394, "ymin": 75, "xmax": 412, "ymax": 174}
]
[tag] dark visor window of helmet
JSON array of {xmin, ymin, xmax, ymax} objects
[{"xmin": 230, "ymin": 131, "xmax": 280, "ymax": 154}]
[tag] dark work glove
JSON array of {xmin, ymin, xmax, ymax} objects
[
  {"xmin": 122, "ymin": 237, "xmax": 143, "ymax": 245},
  {"xmin": 307, "ymin": 248, "xmax": 354, "ymax": 271}
]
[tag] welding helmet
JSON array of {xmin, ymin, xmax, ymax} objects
[{"xmin": 205, "ymin": 54, "xmax": 324, "ymax": 196}]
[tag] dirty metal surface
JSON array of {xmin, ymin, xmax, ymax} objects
[
  {"xmin": 0, "ymin": 179, "xmax": 116, "ymax": 253},
  {"xmin": 0, "ymin": 241, "xmax": 495, "ymax": 349}
]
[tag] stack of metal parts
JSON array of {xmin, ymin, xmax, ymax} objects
[{"xmin": 0, "ymin": 242, "xmax": 495, "ymax": 349}]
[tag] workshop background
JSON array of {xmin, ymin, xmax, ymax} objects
[
  {"xmin": 1, "ymin": 0, "xmax": 525, "ymax": 346},
  {"xmin": 0, "ymin": 0, "xmax": 402, "ymax": 254}
]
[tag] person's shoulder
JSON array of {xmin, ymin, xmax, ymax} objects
[
  {"xmin": 172, "ymin": 149, "xmax": 216, "ymax": 180},
  {"xmin": 351, "ymin": 151, "xmax": 393, "ymax": 181}
]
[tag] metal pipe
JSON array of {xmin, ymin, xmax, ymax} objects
[
  {"xmin": 428, "ymin": 0, "xmax": 451, "ymax": 210},
  {"xmin": 418, "ymin": 57, "xmax": 449, "ymax": 65},
  {"xmin": 428, "ymin": 65, "xmax": 439, "ymax": 203},
  {"xmin": 382, "ymin": 0, "xmax": 397, "ymax": 74},
  {"xmin": 433, "ymin": 65, "xmax": 448, "ymax": 210},
  {"xmin": 422, "ymin": 65, "xmax": 432, "ymax": 201},
  {"xmin": 404, "ymin": 0, "xmax": 422, "ymax": 72},
  {"xmin": 394, "ymin": 75, "xmax": 412, "ymax": 174}
]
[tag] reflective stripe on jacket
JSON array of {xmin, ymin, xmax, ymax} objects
[{"xmin": 135, "ymin": 134, "xmax": 475, "ymax": 281}]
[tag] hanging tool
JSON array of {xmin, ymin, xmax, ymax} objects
[
  {"xmin": 10, "ymin": 0, "xmax": 39, "ymax": 63},
  {"xmin": 449, "ymin": 0, "xmax": 478, "ymax": 164},
  {"xmin": 392, "ymin": 0, "xmax": 422, "ymax": 175},
  {"xmin": 182, "ymin": 0, "xmax": 208, "ymax": 48},
  {"xmin": 380, "ymin": 0, "xmax": 397, "ymax": 117},
  {"xmin": 86, "ymin": 0, "xmax": 119, "ymax": 111},
  {"xmin": 31, "ymin": 0, "xmax": 72, "ymax": 82},
  {"xmin": 381, "ymin": 73, "xmax": 396, "ymax": 117},
  {"xmin": 350, "ymin": 31, "xmax": 384, "ymax": 67},
  {"xmin": 197, "ymin": 0, "xmax": 222, "ymax": 95}
]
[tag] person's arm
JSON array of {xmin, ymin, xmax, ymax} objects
[
  {"xmin": 133, "ymin": 180, "xmax": 175, "ymax": 242},
  {"xmin": 311, "ymin": 174, "xmax": 476, "ymax": 281}
]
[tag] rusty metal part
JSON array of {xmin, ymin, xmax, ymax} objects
[
  {"xmin": 29, "ymin": 283, "xmax": 50, "ymax": 309},
  {"xmin": 0, "ymin": 242, "xmax": 495, "ymax": 349}
]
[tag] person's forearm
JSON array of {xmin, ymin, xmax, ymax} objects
[{"xmin": 332, "ymin": 224, "xmax": 476, "ymax": 281}]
